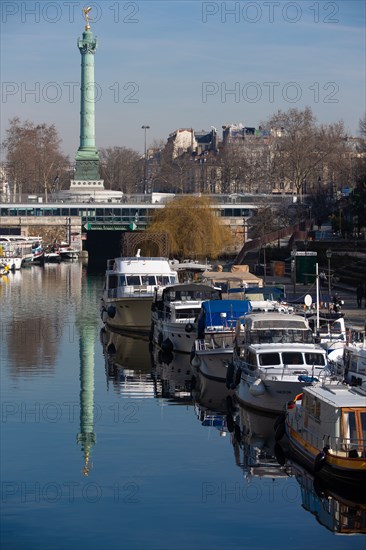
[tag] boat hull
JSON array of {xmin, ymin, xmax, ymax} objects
[
  {"xmin": 192, "ymin": 348, "xmax": 233, "ymax": 382},
  {"xmin": 101, "ymin": 296, "xmax": 153, "ymax": 333},
  {"xmin": 287, "ymin": 424, "xmax": 366, "ymax": 483},
  {"xmin": 152, "ymin": 320, "xmax": 197, "ymax": 353},
  {"xmin": 235, "ymin": 376, "xmax": 308, "ymax": 414},
  {"xmin": 0, "ymin": 257, "xmax": 22, "ymax": 270}
]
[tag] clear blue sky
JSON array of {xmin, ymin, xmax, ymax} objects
[{"xmin": 1, "ymin": 1, "xmax": 365, "ymax": 159}]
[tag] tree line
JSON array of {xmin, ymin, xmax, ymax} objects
[{"xmin": 2, "ymin": 108, "xmax": 365, "ymax": 239}]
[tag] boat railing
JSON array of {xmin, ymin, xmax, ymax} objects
[
  {"xmin": 327, "ymin": 435, "xmax": 366, "ymax": 457},
  {"xmin": 297, "ymin": 425, "xmax": 366, "ymax": 457},
  {"xmin": 196, "ymin": 334, "xmax": 233, "ymax": 352}
]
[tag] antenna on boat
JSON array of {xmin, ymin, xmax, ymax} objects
[{"xmin": 136, "ymin": 249, "xmax": 141, "ymax": 258}]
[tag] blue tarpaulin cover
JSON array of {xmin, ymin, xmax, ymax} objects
[{"xmin": 198, "ymin": 299, "xmax": 252, "ymax": 335}]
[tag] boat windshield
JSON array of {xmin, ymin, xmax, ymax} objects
[
  {"xmin": 257, "ymin": 351, "xmax": 325, "ymax": 367},
  {"xmin": 117, "ymin": 275, "xmax": 175, "ymax": 286},
  {"xmin": 248, "ymin": 328, "xmax": 314, "ymax": 344}
]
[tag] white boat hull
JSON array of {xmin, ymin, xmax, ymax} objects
[
  {"xmin": 152, "ymin": 320, "xmax": 197, "ymax": 353},
  {"xmin": 235, "ymin": 374, "xmax": 308, "ymax": 413},
  {"xmin": 193, "ymin": 347, "xmax": 233, "ymax": 382},
  {"xmin": 0, "ymin": 257, "xmax": 22, "ymax": 270}
]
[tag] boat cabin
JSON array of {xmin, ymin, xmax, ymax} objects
[
  {"xmin": 295, "ymin": 383, "xmax": 366, "ymax": 458},
  {"xmin": 153, "ymin": 283, "xmax": 222, "ymax": 323},
  {"xmin": 104, "ymin": 256, "xmax": 179, "ymax": 299},
  {"xmin": 234, "ymin": 313, "xmax": 314, "ymax": 346}
]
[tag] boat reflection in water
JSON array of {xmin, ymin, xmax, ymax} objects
[
  {"xmin": 286, "ymin": 459, "xmax": 366, "ymax": 535},
  {"xmin": 191, "ymin": 371, "xmax": 235, "ymax": 437},
  {"xmin": 231, "ymin": 404, "xmax": 288, "ymax": 481},
  {"xmin": 151, "ymin": 344, "xmax": 193, "ymax": 403},
  {"xmin": 100, "ymin": 327, "xmax": 155, "ymax": 398}
]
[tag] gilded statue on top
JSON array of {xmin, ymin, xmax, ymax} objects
[{"xmin": 82, "ymin": 6, "xmax": 93, "ymax": 30}]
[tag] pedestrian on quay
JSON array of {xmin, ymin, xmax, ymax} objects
[
  {"xmin": 319, "ymin": 271, "xmax": 327, "ymax": 288},
  {"xmin": 356, "ymin": 281, "xmax": 364, "ymax": 308}
]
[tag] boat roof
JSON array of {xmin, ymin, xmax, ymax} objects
[
  {"xmin": 198, "ymin": 299, "xmax": 252, "ymax": 330},
  {"xmin": 239, "ymin": 312, "xmax": 309, "ymax": 329},
  {"xmin": 202, "ymin": 270, "xmax": 262, "ymax": 285},
  {"xmin": 201, "ymin": 299, "xmax": 252, "ymax": 316},
  {"xmin": 111, "ymin": 256, "xmax": 178, "ymax": 274},
  {"xmin": 304, "ymin": 382, "xmax": 366, "ymax": 408},
  {"xmin": 162, "ymin": 283, "xmax": 218, "ymax": 294}
]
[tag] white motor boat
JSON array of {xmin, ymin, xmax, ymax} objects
[
  {"xmin": 101, "ymin": 251, "xmax": 179, "ymax": 333},
  {"xmin": 307, "ymin": 313, "xmax": 347, "ymax": 361},
  {"xmin": 332, "ymin": 336, "xmax": 366, "ymax": 388},
  {"xmin": 59, "ymin": 242, "xmax": 79, "ymax": 260},
  {"xmin": 151, "ymin": 283, "xmax": 222, "ymax": 353},
  {"xmin": 191, "ymin": 299, "xmax": 251, "ymax": 382},
  {"xmin": 230, "ymin": 312, "xmax": 328, "ymax": 413}
]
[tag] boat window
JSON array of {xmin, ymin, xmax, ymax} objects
[
  {"xmin": 345, "ymin": 412, "xmax": 358, "ymax": 441},
  {"xmin": 126, "ymin": 275, "xmax": 140, "ymax": 285},
  {"xmin": 175, "ymin": 308, "xmax": 201, "ymax": 319},
  {"xmin": 282, "ymin": 352, "xmax": 304, "ymax": 365},
  {"xmin": 307, "ymin": 395, "xmax": 321, "ymax": 420},
  {"xmin": 258, "ymin": 353, "xmax": 281, "ymax": 366},
  {"xmin": 119, "ymin": 275, "xmax": 127, "ymax": 286},
  {"xmin": 361, "ymin": 412, "xmax": 366, "ymax": 441},
  {"xmin": 108, "ymin": 275, "xmax": 119, "ymax": 289},
  {"xmin": 161, "ymin": 276, "xmax": 171, "ymax": 285},
  {"xmin": 141, "ymin": 275, "xmax": 155, "ymax": 285},
  {"xmin": 304, "ymin": 353, "xmax": 325, "ymax": 366}
]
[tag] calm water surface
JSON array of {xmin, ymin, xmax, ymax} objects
[{"xmin": 1, "ymin": 263, "xmax": 365, "ymax": 550}]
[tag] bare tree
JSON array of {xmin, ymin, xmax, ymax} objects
[
  {"xmin": 2, "ymin": 118, "xmax": 69, "ymax": 201},
  {"xmin": 99, "ymin": 146, "xmax": 142, "ymax": 194},
  {"xmin": 264, "ymin": 107, "xmax": 346, "ymax": 199}
]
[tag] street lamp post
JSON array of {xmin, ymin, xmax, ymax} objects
[
  {"xmin": 141, "ymin": 125, "xmax": 150, "ymax": 193},
  {"xmin": 303, "ymin": 238, "xmax": 308, "ymax": 284},
  {"xmin": 292, "ymin": 244, "xmax": 297, "ymax": 297},
  {"xmin": 326, "ymin": 248, "xmax": 332, "ymax": 302}
]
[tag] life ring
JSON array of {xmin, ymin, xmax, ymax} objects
[{"xmin": 185, "ymin": 323, "xmax": 194, "ymax": 333}]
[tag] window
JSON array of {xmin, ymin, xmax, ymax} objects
[
  {"xmin": 283, "ymin": 352, "xmax": 304, "ymax": 365},
  {"xmin": 259, "ymin": 353, "xmax": 281, "ymax": 366},
  {"xmin": 304, "ymin": 353, "xmax": 325, "ymax": 366},
  {"xmin": 126, "ymin": 276, "xmax": 140, "ymax": 285},
  {"xmin": 141, "ymin": 275, "xmax": 155, "ymax": 285},
  {"xmin": 108, "ymin": 275, "xmax": 119, "ymax": 289}
]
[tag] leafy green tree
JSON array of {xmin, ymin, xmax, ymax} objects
[{"xmin": 146, "ymin": 195, "xmax": 232, "ymax": 259}]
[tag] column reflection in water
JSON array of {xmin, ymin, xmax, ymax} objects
[{"xmin": 76, "ymin": 272, "xmax": 99, "ymax": 476}]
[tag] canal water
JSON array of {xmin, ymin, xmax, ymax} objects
[{"xmin": 1, "ymin": 263, "xmax": 365, "ymax": 550}]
